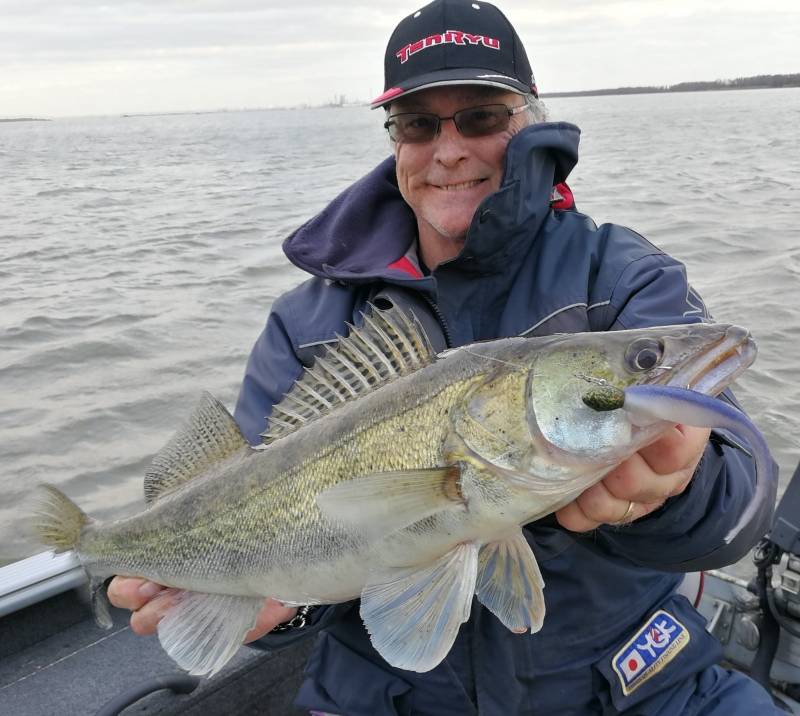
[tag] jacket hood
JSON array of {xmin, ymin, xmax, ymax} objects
[{"xmin": 283, "ymin": 121, "xmax": 580, "ymax": 283}]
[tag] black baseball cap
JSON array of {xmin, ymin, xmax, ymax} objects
[{"xmin": 371, "ymin": 0, "xmax": 537, "ymax": 109}]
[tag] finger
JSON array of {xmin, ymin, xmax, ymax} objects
[
  {"xmin": 556, "ymin": 479, "xmax": 666, "ymax": 532},
  {"xmin": 107, "ymin": 576, "xmax": 166, "ymax": 611},
  {"xmin": 638, "ymin": 425, "xmax": 710, "ymax": 475},
  {"xmin": 603, "ymin": 452, "xmax": 692, "ymax": 505},
  {"xmin": 556, "ymin": 481, "xmax": 630, "ymax": 531},
  {"xmin": 556, "ymin": 498, "xmax": 603, "ymax": 532},
  {"xmin": 243, "ymin": 599, "xmax": 298, "ymax": 643},
  {"xmin": 556, "ymin": 495, "xmax": 663, "ymax": 532},
  {"xmin": 129, "ymin": 588, "xmax": 179, "ymax": 636}
]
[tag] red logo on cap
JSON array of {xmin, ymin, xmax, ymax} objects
[{"xmin": 396, "ymin": 30, "xmax": 500, "ymax": 64}]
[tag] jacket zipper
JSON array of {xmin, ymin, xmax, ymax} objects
[{"xmin": 421, "ymin": 295, "xmax": 454, "ymax": 349}]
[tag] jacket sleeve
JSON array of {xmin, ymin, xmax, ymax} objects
[
  {"xmin": 589, "ymin": 229, "xmax": 778, "ymax": 569},
  {"xmin": 232, "ymin": 298, "xmax": 354, "ymax": 649},
  {"xmin": 233, "ymin": 306, "xmax": 304, "ymax": 446}
]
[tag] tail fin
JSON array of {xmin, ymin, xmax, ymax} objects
[{"xmin": 34, "ymin": 484, "xmax": 89, "ymax": 552}]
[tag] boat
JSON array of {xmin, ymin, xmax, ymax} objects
[{"xmin": 2, "ymin": 461, "xmax": 799, "ymax": 715}]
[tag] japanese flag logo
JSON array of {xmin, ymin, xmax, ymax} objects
[
  {"xmin": 612, "ymin": 610, "xmax": 690, "ymax": 695},
  {"xmin": 619, "ymin": 648, "xmax": 647, "ymax": 681}
]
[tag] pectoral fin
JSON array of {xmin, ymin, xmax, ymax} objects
[
  {"xmin": 475, "ymin": 529, "xmax": 546, "ymax": 634},
  {"xmin": 316, "ymin": 466, "xmax": 465, "ymax": 537},
  {"xmin": 360, "ymin": 542, "xmax": 479, "ymax": 672},
  {"xmin": 157, "ymin": 590, "xmax": 263, "ymax": 677}
]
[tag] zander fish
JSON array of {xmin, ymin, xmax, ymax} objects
[{"xmin": 34, "ymin": 307, "xmax": 771, "ymax": 676}]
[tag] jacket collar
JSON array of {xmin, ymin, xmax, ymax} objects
[{"xmin": 282, "ymin": 121, "xmax": 580, "ymax": 284}]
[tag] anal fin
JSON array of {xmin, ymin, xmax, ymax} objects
[
  {"xmin": 360, "ymin": 542, "xmax": 478, "ymax": 672},
  {"xmin": 156, "ymin": 590, "xmax": 263, "ymax": 677},
  {"xmin": 475, "ymin": 529, "xmax": 546, "ymax": 634}
]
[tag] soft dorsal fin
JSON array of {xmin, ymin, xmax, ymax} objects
[
  {"xmin": 144, "ymin": 392, "xmax": 249, "ymax": 505},
  {"xmin": 261, "ymin": 304, "xmax": 436, "ymax": 445}
]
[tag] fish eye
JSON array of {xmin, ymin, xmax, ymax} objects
[{"xmin": 624, "ymin": 338, "xmax": 665, "ymax": 372}]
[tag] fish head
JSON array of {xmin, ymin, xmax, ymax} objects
[{"xmin": 525, "ymin": 323, "xmax": 756, "ymax": 466}]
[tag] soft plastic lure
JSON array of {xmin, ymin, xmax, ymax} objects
[{"xmin": 621, "ymin": 384, "xmax": 771, "ymax": 544}]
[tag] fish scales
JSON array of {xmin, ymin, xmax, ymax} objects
[{"xmin": 80, "ymin": 350, "xmax": 496, "ymax": 596}]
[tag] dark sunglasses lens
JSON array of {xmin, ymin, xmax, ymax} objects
[
  {"xmin": 388, "ymin": 113, "xmax": 439, "ymax": 142},
  {"xmin": 455, "ymin": 105, "xmax": 510, "ymax": 137}
]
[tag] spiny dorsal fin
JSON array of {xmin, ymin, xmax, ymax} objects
[
  {"xmin": 261, "ymin": 303, "xmax": 436, "ymax": 445},
  {"xmin": 144, "ymin": 392, "xmax": 249, "ymax": 505}
]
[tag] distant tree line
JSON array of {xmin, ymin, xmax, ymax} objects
[
  {"xmin": 543, "ymin": 73, "xmax": 800, "ymax": 98},
  {"xmin": 671, "ymin": 74, "xmax": 800, "ymax": 91}
]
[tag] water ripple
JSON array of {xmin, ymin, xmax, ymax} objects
[{"xmin": 1, "ymin": 92, "xmax": 799, "ymax": 565}]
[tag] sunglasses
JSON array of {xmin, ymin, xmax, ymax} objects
[{"xmin": 384, "ymin": 103, "xmax": 529, "ymax": 144}]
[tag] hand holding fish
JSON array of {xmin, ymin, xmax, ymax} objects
[
  {"xmin": 107, "ymin": 577, "xmax": 294, "ymax": 642},
  {"xmin": 555, "ymin": 425, "xmax": 711, "ymax": 532}
]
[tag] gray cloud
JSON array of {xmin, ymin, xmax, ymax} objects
[
  {"xmin": 1, "ymin": 0, "xmax": 797, "ymax": 117},
  {"xmin": 0, "ymin": 4, "xmax": 385, "ymax": 58}
]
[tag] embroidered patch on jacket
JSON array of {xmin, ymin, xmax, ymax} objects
[{"xmin": 612, "ymin": 610, "xmax": 690, "ymax": 695}]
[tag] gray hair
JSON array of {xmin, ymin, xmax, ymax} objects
[{"xmin": 522, "ymin": 93, "xmax": 549, "ymax": 124}]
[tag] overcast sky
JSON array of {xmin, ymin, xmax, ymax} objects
[{"xmin": 1, "ymin": 0, "xmax": 798, "ymax": 118}]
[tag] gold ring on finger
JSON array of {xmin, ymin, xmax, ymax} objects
[{"xmin": 612, "ymin": 499, "xmax": 636, "ymax": 525}]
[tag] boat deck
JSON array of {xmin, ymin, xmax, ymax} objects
[{"xmin": 0, "ymin": 588, "xmax": 312, "ymax": 715}]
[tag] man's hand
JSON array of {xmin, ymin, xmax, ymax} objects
[
  {"xmin": 106, "ymin": 576, "xmax": 297, "ymax": 643},
  {"xmin": 555, "ymin": 425, "xmax": 710, "ymax": 532}
]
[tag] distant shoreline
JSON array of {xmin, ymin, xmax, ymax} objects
[
  {"xmin": 542, "ymin": 73, "xmax": 800, "ymax": 99},
  {"xmin": 4, "ymin": 73, "xmax": 797, "ymax": 120}
]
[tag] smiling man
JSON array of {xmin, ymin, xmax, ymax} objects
[
  {"xmin": 388, "ymin": 86, "xmax": 531, "ymax": 267},
  {"xmin": 107, "ymin": 1, "xmax": 781, "ymax": 714}
]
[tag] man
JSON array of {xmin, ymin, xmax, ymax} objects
[{"xmin": 109, "ymin": 1, "xmax": 781, "ymax": 713}]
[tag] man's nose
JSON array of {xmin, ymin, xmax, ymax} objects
[{"xmin": 432, "ymin": 118, "xmax": 469, "ymax": 165}]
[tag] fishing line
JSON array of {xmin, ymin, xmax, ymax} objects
[
  {"xmin": 461, "ymin": 347, "xmax": 526, "ymax": 372},
  {"xmin": 460, "ymin": 409, "xmax": 516, "ymax": 451}
]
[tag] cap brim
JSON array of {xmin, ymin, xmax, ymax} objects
[{"xmin": 370, "ymin": 67, "xmax": 530, "ymax": 109}]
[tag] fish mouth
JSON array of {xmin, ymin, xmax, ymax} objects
[{"xmin": 664, "ymin": 325, "xmax": 756, "ymax": 396}]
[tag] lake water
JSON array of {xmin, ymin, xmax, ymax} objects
[{"xmin": 1, "ymin": 88, "xmax": 798, "ymax": 569}]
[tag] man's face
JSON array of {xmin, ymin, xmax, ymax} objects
[{"xmin": 390, "ymin": 86, "xmax": 529, "ymax": 268}]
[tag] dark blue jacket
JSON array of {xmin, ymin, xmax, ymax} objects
[{"xmin": 234, "ymin": 122, "xmax": 777, "ymax": 715}]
